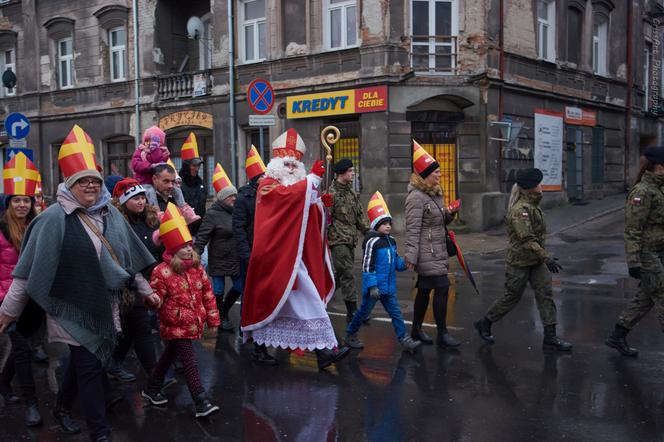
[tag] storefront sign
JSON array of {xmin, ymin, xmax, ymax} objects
[
  {"xmin": 287, "ymin": 86, "xmax": 388, "ymax": 119},
  {"xmin": 534, "ymin": 109, "xmax": 564, "ymax": 192},
  {"xmin": 159, "ymin": 111, "xmax": 213, "ymax": 131},
  {"xmin": 564, "ymin": 107, "xmax": 597, "ymax": 127}
]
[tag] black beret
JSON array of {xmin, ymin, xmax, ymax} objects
[
  {"xmin": 334, "ymin": 158, "xmax": 354, "ymax": 174},
  {"xmin": 644, "ymin": 146, "xmax": 664, "ymax": 165},
  {"xmin": 516, "ymin": 168, "xmax": 544, "ymax": 190}
]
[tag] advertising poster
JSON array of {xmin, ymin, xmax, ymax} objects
[{"xmin": 534, "ymin": 109, "xmax": 564, "ymax": 191}]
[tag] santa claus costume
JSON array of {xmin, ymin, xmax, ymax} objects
[{"xmin": 241, "ymin": 129, "xmax": 349, "ymax": 370}]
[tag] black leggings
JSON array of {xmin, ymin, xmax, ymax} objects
[
  {"xmin": 413, "ymin": 287, "xmax": 450, "ymax": 333},
  {"xmin": 113, "ymin": 306, "xmax": 157, "ymax": 375}
]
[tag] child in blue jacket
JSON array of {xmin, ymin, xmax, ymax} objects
[{"xmin": 344, "ymin": 192, "xmax": 421, "ymax": 353}]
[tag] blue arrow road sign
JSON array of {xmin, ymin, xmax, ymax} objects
[
  {"xmin": 6, "ymin": 148, "xmax": 33, "ymax": 162},
  {"xmin": 4, "ymin": 112, "xmax": 30, "ymax": 139}
]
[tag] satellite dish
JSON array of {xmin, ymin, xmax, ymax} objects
[{"xmin": 187, "ymin": 16, "xmax": 204, "ymax": 40}]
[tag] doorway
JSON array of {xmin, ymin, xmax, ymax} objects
[{"xmin": 566, "ymin": 126, "xmax": 584, "ymax": 201}]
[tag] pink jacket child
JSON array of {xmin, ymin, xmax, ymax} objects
[{"xmin": 131, "ymin": 126, "xmax": 199, "ymax": 224}]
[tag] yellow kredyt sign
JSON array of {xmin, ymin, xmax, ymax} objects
[{"xmin": 286, "ymin": 86, "xmax": 388, "ymax": 119}]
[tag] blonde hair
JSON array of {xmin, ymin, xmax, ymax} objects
[
  {"xmin": 170, "ymin": 248, "xmax": 201, "ymax": 274},
  {"xmin": 507, "ymin": 183, "xmax": 522, "ymax": 211}
]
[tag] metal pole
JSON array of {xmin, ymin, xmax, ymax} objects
[
  {"xmin": 259, "ymin": 126, "xmax": 264, "ymax": 159},
  {"xmin": 132, "ymin": 0, "xmax": 141, "ymax": 146},
  {"xmin": 228, "ymin": 0, "xmax": 238, "ymax": 184}
]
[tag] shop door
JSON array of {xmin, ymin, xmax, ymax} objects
[
  {"xmin": 411, "ymin": 122, "xmax": 457, "ymax": 206},
  {"xmin": 566, "ymin": 126, "xmax": 584, "ymax": 201}
]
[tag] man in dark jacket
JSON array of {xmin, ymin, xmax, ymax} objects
[
  {"xmin": 179, "ymin": 159, "xmax": 207, "ymax": 219},
  {"xmin": 232, "ymin": 174, "xmax": 264, "ymax": 276}
]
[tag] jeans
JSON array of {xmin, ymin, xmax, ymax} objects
[
  {"xmin": 0, "ymin": 330, "xmax": 37, "ymax": 404},
  {"xmin": 347, "ymin": 290, "xmax": 407, "ymax": 340},
  {"xmin": 58, "ymin": 345, "xmax": 109, "ymax": 440},
  {"xmin": 113, "ymin": 305, "xmax": 157, "ymax": 375},
  {"xmin": 211, "ymin": 275, "xmax": 244, "ymax": 296}
]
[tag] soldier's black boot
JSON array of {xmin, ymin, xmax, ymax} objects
[
  {"xmin": 345, "ymin": 301, "xmax": 357, "ymax": 323},
  {"xmin": 474, "ymin": 316, "xmax": 495, "ymax": 344},
  {"xmin": 605, "ymin": 324, "xmax": 638, "ymax": 357},
  {"xmin": 542, "ymin": 325, "xmax": 572, "ymax": 351}
]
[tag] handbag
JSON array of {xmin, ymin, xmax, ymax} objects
[
  {"xmin": 76, "ymin": 212, "xmax": 136, "ymax": 312},
  {"xmin": 427, "ymin": 195, "xmax": 457, "ymax": 257}
]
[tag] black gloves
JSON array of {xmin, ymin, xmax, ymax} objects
[
  {"xmin": 546, "ymin": 257, "xmax": 563, "ymax": 273},
  {"xmin": 628, "ymin": 267, "xmax": 641, "ymax": 279}
]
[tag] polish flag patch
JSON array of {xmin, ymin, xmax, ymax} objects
[{"xmin": 632, "ymin": 197, "xmax": 642, "ymax": 205}]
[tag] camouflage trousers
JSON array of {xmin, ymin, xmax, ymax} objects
[
  {"xmin": 486, "ymin": 263, "xmax": 557, "ymax": 326},
  {"xmin": 331, "ymin": 244, "xmax": 357, "ymax": 303},
  {"xmin": 618, "ymin": 250, "xmax": 664, "ymax": 332}
]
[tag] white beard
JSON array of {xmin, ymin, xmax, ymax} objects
[{"xmin": 266, "ymin": 157, "xmax": 307, "ymax": 187}]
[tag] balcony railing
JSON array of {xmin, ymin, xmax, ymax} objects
[
  {"xmin": 410, "ymin": 35, "xmax": 458, "ymax": 74},
  {"xmin": 156, "ymin": 70, "xmax": 213, "ymax": 100}
]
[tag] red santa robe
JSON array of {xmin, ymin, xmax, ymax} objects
[{"xmin": 241, "ymin": 173, "xmax": 337, "ymax": 350}]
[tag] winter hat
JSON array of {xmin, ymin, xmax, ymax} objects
[
  {"xmin": 142, "ymin": 125, "xmax": 166, "ymax": 148},
  {"xmin": 367, "ymin": 191, "xmax": 392, "ymax": 231},
  {"xmin": 58, "ymin": 125, "xmax": 103, "ymax": 188},
  {"xmin": 159, "ymin": 202, "xmax": 193, "ymax": 253},
  {"xmin": 3, "ymin": 152, "xmax": 40, "ymax": 198},
  {"xmin": 245, "ymin": 145, "xmax": 267, "ymax": 180},
  {"xmin": 412, "ymin": 140, "xmax": 440, "ymax": 179},
  {"xmin": 181, "ymin": 132, "xmax": 203, "ymax": 164},
  {"xmin": 516, "ymin": 168, "xmax": 544, "ymax": 190},
  {"xmin": 272, "ymin": 129, "xmax": 306, "ymax": 161},
  {"xmin": 104, "ymin": 175, "xmax": 124, "ymax": 195},
  {"xmin": 644, "ymin": 146, "xmax": 664, "ymax": 165},
  {"xmin": 112, "ymin": 178, "xmax": 146, "ymax": 205},
  {"xmin": 333, "ymin": 158, "xmax": 353, "ymax": 175}
]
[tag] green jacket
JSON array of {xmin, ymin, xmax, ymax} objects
[
  {"xmin": 328, "ymin": 180, "xmax": 369, "ymax": 247},
  {"xmin": 624, "ymin": 171, "xmax": 664, "ymax": 268},
  {"xmin": 505, "ymin": 191, "xmax": 550, "ymax": 267}
]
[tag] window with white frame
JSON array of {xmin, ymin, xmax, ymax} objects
[
  {"xmin": 592, "ymin": 17, "xmax": 608, "ymax": 75},
  {"xmin": 199, "ymin": 14, "xmax": 213, "ymax": 70},
  {"xmin": 109, "ymin": 27, "xmax": 126, "ymax": 81},
  {"xmin": 537, "ymin": 0, "xmax": 556, "ymax": 62},
  {"xmin": 0, "ymin": 48, "xmax": 15, "ymax": 97},
  {"xmin": 410, "ymin": 0, "xmax": 459, "ymax": 73},
  {"xmin": 645, "ymin": 44, "xmax": 651, "ymax": 111},
  {"xmin": 239, "ymin": 0, "xmax": 266, "ymax": 63},
  {"xmin": 58, "ymin": 37, "xmax": 73, "ymax": 89},
  {"xmin": 325, "ymin": 0, "xmax": 358, "ymax": 49}
]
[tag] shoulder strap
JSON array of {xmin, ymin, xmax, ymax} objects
[{"xmin": 76, "ymin": 211, "xmax": 122, "ymax": 266}]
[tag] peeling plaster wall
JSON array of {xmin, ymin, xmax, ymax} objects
[{"xmin": 503, "ymin": 0, "xmax": 537, "ymax": 59}]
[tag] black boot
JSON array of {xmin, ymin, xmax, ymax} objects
[
  {"xmin": 345, "ymin": 301, "xmax": 357, "ymax": 323},
  {"xmin": 194, "ymin": 392, "xmax": 219, "ymax": 418},
  {"xmin": 432, "ymin": 289, "xmax": 459, "ymax": 348},
  {"xmin": 437, "ymin": 332, "xmax": 460, "ymax": 348},
  {"xmin": 411, "ymin": 289, "xmax": 433, "ymax": 344},
  {"xmin": 251, "ymin": 344, "xmax": 278, "ymax": 366},
  {"xmin": 474, "ymin": 316, "xmax": 495, "ymax": 344},
  {"xmin": 220, "ymin": 290, "xmax": 241, "ymax": 331},
  {"xmin": 606, "ymin": 324, "xmax": 638, "ymax": 357},
  {"xmin": 315, "ymin": 347, "xmax": 350, "ymax": 370},
  {"xmin": 542, "ymin": 325, "xmax": 572, "ymax": 351},
  {"xmin": 53, "ymin": 399, "xmax": 81, "ymax": 434},
  {"xmin": 24, "ymin": 402, "xmax": 42, "ymax": 427}
]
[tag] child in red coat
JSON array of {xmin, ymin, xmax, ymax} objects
[{"xmin": 142, "ymin": 203, "xmax": 220, "ymax": 418}]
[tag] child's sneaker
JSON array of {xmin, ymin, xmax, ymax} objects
[
  {"xmin": 344, "ymin": 333, "xmax": 364, "ymax": 349},
  {"xmin": 194, "ymin": 393, "xmax": 219, "ymax": 418},
  {"xmin": 400, "ymin": 336, "xmax": 421, "ymax": 353},
  {"xmin": 179, "ymin": 204, "xmax": 201, "ymax": 225},
  {"xmin": 141, "ymin": 379, "xmax": 168, "ymax": 405}
]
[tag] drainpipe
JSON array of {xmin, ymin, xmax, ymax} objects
[
  {"xmin": 133, "ymin": 0, "xmax": 141, "ymax": 146},
  {"xmin": 624, "ymin": 0, "xmax": 633, "ymax": 188},
  {"xmin": 228, "ymin": 0, "xmax": 238, "ymax": 184},
  {"xmin": 497, "ymin": 0, "xmax": 505, "ymax": 187}
]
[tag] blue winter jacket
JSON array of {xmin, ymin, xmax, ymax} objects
[{"xmin": 361, "ymin": 231, "xmax": 406, "ymax": 296}]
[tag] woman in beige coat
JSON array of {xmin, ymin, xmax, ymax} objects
[{"xmin": 404, "ymin": 152, "xmax": 460, "ymax": 347}]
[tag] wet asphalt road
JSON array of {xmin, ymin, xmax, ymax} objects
[{"xmin": 1, "ymin": 210, "xmax": 663, "ymax": 442}]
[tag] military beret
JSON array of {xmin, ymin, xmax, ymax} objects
[
  {"xmin": 644, "ymin": 146, "xmax": 664, "ymax": 165},
  {"xmin": 333, "ymin": 158, "xmax": 354, "ymax": 174},
  {"xmin": 516, "ymin": 168, "xmax": 544, "ymax": 190}
]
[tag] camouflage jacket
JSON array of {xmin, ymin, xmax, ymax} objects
[
  {"xmin": 505, "ymin": 191, "xmax": 550, "ymax": 267},
  {"xmin": 624, "ymin": 171, "xmax": 664, "ymax": 268},
  {"xmin": 328, "ymin": 180, "xmax": 369, "ymax": 247}
]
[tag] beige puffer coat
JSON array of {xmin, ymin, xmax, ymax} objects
[{"xmin": 404, "ymin": 174, "xmax": 453, "ymax": 276}]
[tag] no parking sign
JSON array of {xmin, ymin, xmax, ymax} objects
[{"xmin": 247, "ymin": 79, "xmax": 274, "ymax": 115}]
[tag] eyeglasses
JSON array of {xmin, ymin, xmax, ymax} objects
[{"xmin": 77, "ymin": 178, "xmax": 102, "ymax": 188}]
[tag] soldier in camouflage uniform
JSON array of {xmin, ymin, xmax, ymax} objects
[
  {"xmin": 474, "ymin": 168, "xmax": 572, "ymax": 351},
  {"xmin": 606, "ymin": 147, "xmax": 664, "ymax": 357},
  {"xmin": 328, "ymin": 159, "xmax": 370, "ymax": 322}
]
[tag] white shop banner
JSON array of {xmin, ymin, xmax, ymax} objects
[{"xmin": 534, "ymin": 109, "xmax": 564, "ymax": 191}]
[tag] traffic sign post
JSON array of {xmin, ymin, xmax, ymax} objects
[{"xmin": 4, "ymin": 112, "xmax": 30, "ymax": 139}]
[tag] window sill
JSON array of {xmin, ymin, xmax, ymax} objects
[
  {"xmin": 536, "ymin": 57, "xmax": 557, "ymax": 65},
  {"xmin": 321, "ymin": 44, "xmax": 359, "ymax": 53},
  {"xmin": 237, "ymin": 58, "xmax": 267, "ymax": 66}
]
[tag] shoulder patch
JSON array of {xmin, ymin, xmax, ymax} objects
[{"xmin": 631, "ymin": 197, "xmax": 642, "ymax": 206}]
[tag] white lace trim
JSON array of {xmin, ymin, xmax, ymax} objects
[{"xmin": 246, "ymin": 316, "xmax": 338, "ymax": 351}]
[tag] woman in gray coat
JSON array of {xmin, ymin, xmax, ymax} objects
[{"xmin": 404, "ymin": 155, "xmax": 460, "ymax": 347}]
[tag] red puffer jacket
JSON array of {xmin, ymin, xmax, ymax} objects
[
  {"xmin": 0, "ymin": 232, "xmax": 19, "ymax": 303},
  {"xmin": 150, "ymin": 261, "xmax": 220, "ymax": 340}
]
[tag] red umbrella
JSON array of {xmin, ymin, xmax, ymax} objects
[{"xmin": 448, "ymin": 230, "xmax": 479, "ymax": 294}]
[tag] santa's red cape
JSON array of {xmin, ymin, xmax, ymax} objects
[{"xmin": 241, "ymin": 175, "xmax": 335, "ymax": 331}]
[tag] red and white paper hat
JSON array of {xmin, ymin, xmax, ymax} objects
[{"xmin": 271, "ymin": 129, "xmax": 306, "ymax": 161}]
